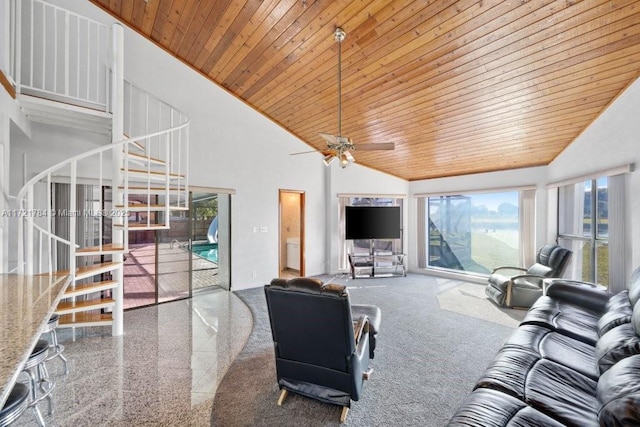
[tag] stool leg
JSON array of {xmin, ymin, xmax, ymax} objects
[
  {"xmin": 48, "ymin": 328, "xmax": 69, "ymax": 375},
  {"xmin": 25, "ymin": 368, "xmax": 46, "ymax": 427},
  {"xmin": 37, "ymin": 363, "xmax": 54, "ymax": 415},
  {"xmin": 32, "ymin": 405, "xmax": 46, "ymax": 427}
]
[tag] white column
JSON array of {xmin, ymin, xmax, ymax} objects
[
  {"xmin": 0, "ymin": 113, "xmax": 6, "ymax": 273},
  {"xmin": 111, "ymin": 23, "xmax": 124, "ymax": 336}
]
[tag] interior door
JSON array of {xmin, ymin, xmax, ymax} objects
[{"xmin": 279, "ymin": 190, "xmax": 305, "ymax": 278}]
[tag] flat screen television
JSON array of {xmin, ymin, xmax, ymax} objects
[{"xmin": 345, "ymin": 206, "xmax": 401, "ymax": 240}]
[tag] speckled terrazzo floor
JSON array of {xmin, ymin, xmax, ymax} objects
[{"xmin": 11, "ymin": 287, "xmax": 252, "ymax": 427}]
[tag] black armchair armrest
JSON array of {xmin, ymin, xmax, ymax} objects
[
  {"xmin": 492, "ymin": 266, "xmax": 527, "ymax": 274},
  {"xmin": 353, "ymin": 315, "xmax": 369, "ymax": 345},
  {"xmin": 511, "ymin": 274, "xmax": 547, "ymax": 283},
  {"xmin": 350, "ymin": 324, "xmax": 371, "ymax": 402}
]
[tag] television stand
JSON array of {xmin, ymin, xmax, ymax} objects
[{"xmin": 347, "ymin": 252, "xmax": 406, "ymax": 279}]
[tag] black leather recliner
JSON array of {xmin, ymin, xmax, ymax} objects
[
  {"xmin": 264, "ymin": 277, "xmax": 381, "ymax": 423},
  {"xmin": 485, "ymin": 244, "xmax": 572, "ymax": 308}
]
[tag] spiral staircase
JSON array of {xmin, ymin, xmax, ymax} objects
[{"xmin": 6, "ymin": 0, "xmax": 189, "ymax": 336}]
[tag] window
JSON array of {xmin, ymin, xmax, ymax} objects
[
  {"xmin": 417, "ymin": 189, "xmax": 536, "ymax": 275},
  {"xmin": 557, "ymin": 174, "xmax": 626, "ymax": 288}
]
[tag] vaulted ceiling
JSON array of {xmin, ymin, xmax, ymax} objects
[{"xmin": 90, "ymin": 0, "xmax": 640, "ymax": 181}]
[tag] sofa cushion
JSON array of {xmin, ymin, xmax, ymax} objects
[
  {"xmin": 474, "ymin": 348, "xmax": 540, "ymax": 399},
  {"xmin": 606, "ymin": 289, "xmax": 632, "ymax": 311},
  {"xmin": 525, "ymin": 359, "xmax": 599, "ymax": 427},
  {"xmin": 447, "ymin": 388, "xmax": 565, "ymax": 427},
  {"xmin": 474, "ymin": 347, "xmax": 599, "ymax": 426},
  {"xmin": 628, "ymin": 267, "xmax": 640, "ymax": 306},
  {"xmin": 596, "ymin": 285, "xmax": 640, "ymax": 337},
  {"xmin": 597, "ymin": 302, "xmax": 633, "ymax": 337},
  {"xmin": 522, "ymin": 296, "xmax": 601, "ymax": 345},
  {"xmin": 597, "ymin": 354, "xmax": 640, "ymax": 425},
  {"xmin": 503, "ymin": 324, "xmax": 598, "ymax": 380},
  {"xmin": 596, "ymin": 323, "xmax": 640, "ymax": 374}
]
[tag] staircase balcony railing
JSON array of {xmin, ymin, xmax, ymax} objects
[
  {"xmin": 7, "ymin": 0, "xmax": 111, "ymax": 111},
  {"xmin": 15, "ymin": 120, "xmax": 189, "ymax": 276}
]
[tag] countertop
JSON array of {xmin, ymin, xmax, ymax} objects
[{"xmin": 0, "ymin": 274, "xmax": 70, "ymax": 408}]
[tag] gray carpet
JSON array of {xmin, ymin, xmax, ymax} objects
[{"xmin": 210, "ymin": 274, "xmax": 517, "ymax": 426}]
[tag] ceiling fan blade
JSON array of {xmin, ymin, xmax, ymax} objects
[
  {"xmin": 354, "ymin": 142, "xmax": 395, "ymax": 151},
  {"xmin": 290, "ymin": 150, "xmax": 320, "ymax": 156},
  {"xmin": 319, "ymin": 132, "xmax": 338, "ymax": 145}
]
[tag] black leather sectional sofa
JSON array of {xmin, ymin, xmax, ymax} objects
[{"xmin": 448, "ymin": 270, "xmax": 640, "ymax": 426}]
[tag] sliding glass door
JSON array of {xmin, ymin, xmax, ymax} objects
[
  {"xmin": 190, "ymin": 192, "xmax": 231, "ymax": 293},
  {"xmin": 157, "ymin": 208, "xmax": 192, "ymax": 304},
  {"xmin": 123, "ymin": 190, "xmax": 231, "ymax": 309}
]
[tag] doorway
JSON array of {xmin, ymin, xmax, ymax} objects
[
  {"xmin": 123, "ymin": 190, "xmax": 232, "ymax": 310},
  {"xmin": 279, "ymin": 190, "xmax": 305, "ymax": 278}
]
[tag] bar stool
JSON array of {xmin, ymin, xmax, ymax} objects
[
  {"xmin": 41, "ymin": 314, "xmax": 69, "ymax": 375},
  {"xmin": 22, "ymin": 339, "xmax": 56, "ymax": 427},
  {"xmin": 0, "ymin": 383, "xmax": 29, "ymax": 426}
]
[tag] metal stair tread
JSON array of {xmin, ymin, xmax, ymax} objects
[
  {"xmin": 76, "ymin": 244, "xmax": 126, "ymax": 254},
  {"xmin": 56, "ymin": 298, "xmax": 116, "ymax": 313},
  {"xmin": 115, "ymin": 203, "xmax": 166, "ymax": 211},
  {"xmin": 120, "ymin": 185, "xmax": 184, "ymax": 191},
  {"xmin": 64, "ymin": 280, "xmax": 118, "ymax": 297},
  {"xmin": 115, "ymin": 223, "xmax": 168, "ymax": 229},
  {"xmin": 122, "ymin": 168, "xmax": 185, "ymax": 178},
  {"xmin": 75, "ymin": 261, "xmax": 122, "ymax": 280},
  {"xmin": 58, "ymin": 312, "xmax": 113, "ymax": 328},
  {"xmin": 122, "ymin": 135, "xmax": 146, "ymax": 153},
  {"xmin": 124, "ymin": 151, "xmax": 166, "ymax": 165},
  {"xmin": 128, "ymin": 223, "xmax": 167, "ymax": 228}
]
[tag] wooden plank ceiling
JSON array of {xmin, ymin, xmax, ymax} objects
[{"xmin": 90, "ymin": 0, "xmax": 640, "ymax": 181}]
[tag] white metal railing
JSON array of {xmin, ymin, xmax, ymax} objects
[
  {"xmin": 15, "ymin": 120, "xmax": 189, "ymax": 275},
  {"xmin": 10, "ymin": 0, "xmax": 110, "ymax": 110},
  {"xmin": 2, "ymin": 0, "xmax": 17, "ymax": 87},
  {"xmin": 123, "ymin": 80, "xmax": 190, "ymax": 214}
]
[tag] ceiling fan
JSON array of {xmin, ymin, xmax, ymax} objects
[{"xmin": 292, "ymin": 27, "xmax": 395, "ymax": 168}]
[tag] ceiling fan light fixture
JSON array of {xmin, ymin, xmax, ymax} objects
[
  {"xmin": 323, "ymin": 154, "xmax": 336, "ymax": 166},
  {"xmin": 339, "ymin": 152, "xmax": 352, "ymax": 168}
]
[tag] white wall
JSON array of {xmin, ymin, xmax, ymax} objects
[
  {"xmin": 548, "ymin": 77, "xmax": 640, "ymax": 276},
  {"xmin": 0, "ymin": 111, "xmax": 6, "ymax": 273},
  {"xmin": 9, "ymin": 123, "xmax": 110, "ymax": 194},
  {"xmin": 1, "ymin": 82, "xmax": 31, "ymax": 273}
]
